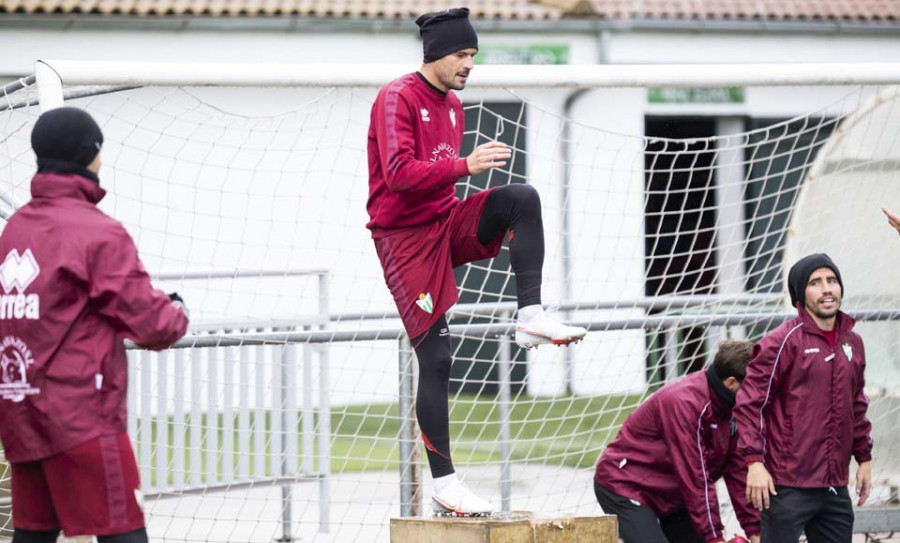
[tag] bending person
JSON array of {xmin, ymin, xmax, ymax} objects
[{"xmin": 594, "ymin": 341, "xmax": 761, "ymax": 543}]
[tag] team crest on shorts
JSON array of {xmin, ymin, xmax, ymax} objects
[
  {"xmin": 0, "ymin": 336, "xmax": 40, "ymax": 402},
  {"xmin": 416, "ymin": 292, "xmax": 434, "ymax": 314},
  {"xmin": 842, "ymin": 343, "xmax": 853, "ymax": 362}
]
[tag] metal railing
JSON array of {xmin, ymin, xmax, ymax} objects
[{"xmin": 56, "ymin": 293, "xmax": 898, "ymax": 536}]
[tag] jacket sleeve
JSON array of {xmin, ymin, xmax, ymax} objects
[
  {"xmin": 373, "ymin": 89, "xmax": 469, "ymax": 193},
  {"xmin": 723, "ymin": 430, "xmax": 762, "ymax": 537},
  {"xmin": 88, "ymin": 224, "xmax": 188, "ymax": 350},
  {"xmin": 852, "ymin": 338, "xmax": 873, "ymax": 463},
  {"xmin": 733, "ymin": 329, "xmax": 792, "ymax": 465},
  {"xmin": 659, "ymin": 397, "xmax": 726, "ymax": 543}
]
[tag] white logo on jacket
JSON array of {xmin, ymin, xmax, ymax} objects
[
  {"xmin": 0, "ymin": 249, "xmax": 40, "ymax": 320},
  {"xmin": 842, "ymin": 343, "xmax": 853, "ymax": 362},
  {"xmin": 430, "ymin": 142, "xmax": 457, "ymax": 163},
  {"xmin": 420, "ymin": 108, "xmax": 431, "ymax": 122},
  {"xmin": 0, "ymin": 336, "xmax": 39, "ymax": 402},
  {"xmin": 449, "ymin": 109, "xmax": 457, "ymax": 127}
]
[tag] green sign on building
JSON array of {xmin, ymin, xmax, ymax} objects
[
  {"xmin": 475, "ymin": 44, "xmax": 570, "ymax": 65},
  {"xmin": 648, "ymin": 87, "xmax": 746, "ymax": 104}
]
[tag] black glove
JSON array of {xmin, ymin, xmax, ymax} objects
[{"xmin": 168, "ymin": 292, "xmax": 187, "ymax": 315}]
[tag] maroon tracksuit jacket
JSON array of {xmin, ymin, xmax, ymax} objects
[
  {"xmin": 366, "ymin": 72, "xmax": 470, "ymax": 232},
  {"xmin": 594, "ymin": 370, "xmax": 760, "ymax": 543},
  {"xmin": 733, "ymin": 307, "xmax": 872, "ymax": 488},
  {"xmin": 0, "ymin": 172, "xmax": 188, "ymax": 463}
]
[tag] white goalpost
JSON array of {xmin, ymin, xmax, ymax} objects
[{"xmin": 2, "ymin": 60, "xmax": 900, "ymax": 542}]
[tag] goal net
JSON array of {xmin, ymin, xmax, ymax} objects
[{"xmin": 1, "ymin": 62, "xmax": 899, "ymax": 541}]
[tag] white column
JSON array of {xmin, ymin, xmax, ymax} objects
[{"xmin": 715, "ymin": 117, "xmax": 748, "ymax": 341}]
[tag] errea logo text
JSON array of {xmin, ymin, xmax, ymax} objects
[{"xmin": 0, "ymin": 249, "xmax": 40, "ymax": 320}]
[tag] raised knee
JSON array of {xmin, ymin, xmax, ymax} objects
[
  {"xmin": 501, "ymin": 183, "xmax": 540, "ymax": 208},
  {"xmin": 516, "ymin": 183, "xmax": 541, "ymax": 213}
]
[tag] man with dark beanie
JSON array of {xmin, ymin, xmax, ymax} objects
[
  {"xmin": 594, "ymin": 340, "xmax": 761, "ymax": 543},
  {"xmin": 30, "ymin": 106, "xmax": 105, "ymax": 183},
  {"xmin": 733, "ymin": 253, "xmax": 873, "ymax": 543},
  {"xmin": 0, "ymin": 106, "xmax": 188, "ymax": 543},
  {"xmin": 366, "ymin": 7, "xmax": 585, "ymax": 516}
]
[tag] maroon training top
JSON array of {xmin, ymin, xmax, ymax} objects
[
  {"xmin": 0, "ymin": 172, "xmax": 188, "ymax": 462},
  {"xmin": 734, "ymin": 306, "xmax": 872, "ymax": 488},
  {"xmin": 594, "ymin": 370, "xmax": 760, "ymax": 543},
  {"xmin": 366, "ymin": 72, "xmax": 470, "ymax": 233}
]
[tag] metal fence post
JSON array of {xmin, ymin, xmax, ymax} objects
[
  {"xmin": 278, "ymin": 344, "xmax": 293, "ymax": 542},
  {"xmin": 317, "ymin": 272, "xmax": 332, "ymax": 533},
  {"xmin": 664, "ymin": 327, "xmax": 680, "ymax": 382},
  {"xmin": 498, "ymin": 320, "xmax": 513, "ymax": 513},
  {"xmin": 397, "ymin": 336, "xmax": 421, "ymax": 517}
]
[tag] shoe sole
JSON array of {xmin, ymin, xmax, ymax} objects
[
  {"xmin": 432, "ymin": 497, "xmax": 493, "ymax": 518},
  {"xmin": 515, "ymin": 330, "xmax": 586, "ymax": 350}
]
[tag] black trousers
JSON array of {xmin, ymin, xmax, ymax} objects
[
  {"xmin": 761, "ymin": 486, "xmax": 854, "ymax": 543},
  {"xmin": 594, "ymin": 482, "xmax": 705, "ymax": 543}
]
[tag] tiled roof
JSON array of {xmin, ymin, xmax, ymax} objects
[
  {"xmin": 580, "ymin": 0, "xmax": 900, "ymax": 22},
  {"xmin": 0, "ymin": 0, "xmax": 897, "ymax": 22},
  {"xmin": 0, "ymin": 0, "xmax": 563, "ymax": 18}
]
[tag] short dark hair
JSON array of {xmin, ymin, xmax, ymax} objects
[{"xmin": 713, "ymin": 340, "xmax": 753, "ymax": 382}]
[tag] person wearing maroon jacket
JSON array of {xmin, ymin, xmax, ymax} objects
[
  {"xmin": 0, "ymin": 107, "xmax": 188, "ymax": 543},
  {"xmin": 367, "ymin": 7, "xmax": 586, "ymax": 516},
  {"xmin": 594, "ymin": 340, "xmax": 761, "ymax": 543},
  {"xmin": 734, "ymin": 253, "xmax": 872, "ymax": 543}
]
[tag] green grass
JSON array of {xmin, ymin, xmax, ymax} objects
[{"xmin": 139, "ymin": 393, "xmax": 641, "ymax": 486}]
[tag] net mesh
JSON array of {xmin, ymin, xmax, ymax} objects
[{"xmin": 1, "ymin": 77, "xmax": 899, "ymax": 542}]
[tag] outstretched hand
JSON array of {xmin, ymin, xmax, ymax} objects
[{"xmin": 466, "ymin": 141, "xmax": 511, "ymax": 175}]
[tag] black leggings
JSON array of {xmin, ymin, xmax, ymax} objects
[
  {"xmin": 412, "ymin": 315, "xmax": 455, "ymax": 478},
  {"xmin": 13, "ymin": 528, "xmax": 148, "ymax": 543},
  {"xmin": 413, "ymin": 183, "xmax": 545, "ymax": 478},
  {"xmin": 477, "ymin": 183, "xmax": 544, "ymax": 309}
]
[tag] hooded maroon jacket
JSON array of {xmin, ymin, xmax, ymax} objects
[
  {"xmin": 733, "ymin": 306, "xmax": 872, "ymax": 488},
  {"xmin": 0, "ymin": 172, "xmax": 188, "ymax": 463},
  {"xmin": 594, "ymin": 369, "xmax": 760, "ymax": 543}
]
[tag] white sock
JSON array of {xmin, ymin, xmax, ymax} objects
[
  {"xmin": 517, "ymin": 304, "xmax": 543, "ymax": 324},
  {"xmin": 433, "ymin": 473, "xmax": 459, "ymax": 493}
]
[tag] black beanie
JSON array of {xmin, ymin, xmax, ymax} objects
[
  {"xmin": 416, "ymin": 7, "xmax": 478, "ymax": 63},
  {"xmin": 32, "ymin": 107, "xmax": 103, "ymax": 182},
  {"xmin": 787, "ymin": 253, "xmax": 844, "ymax": 307}
]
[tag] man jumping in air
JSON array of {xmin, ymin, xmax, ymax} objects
[{"xmin": 366, "ymin": 7, "xmax": 586, "ymax": 516}]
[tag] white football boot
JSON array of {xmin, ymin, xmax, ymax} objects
[
  {"xmin": 432, "ymin": 481, "xmax": 494, "ymax": 517},
  {"xmin": 515, "ymin": 311, "xmax": 587, "ymax": 349}
]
